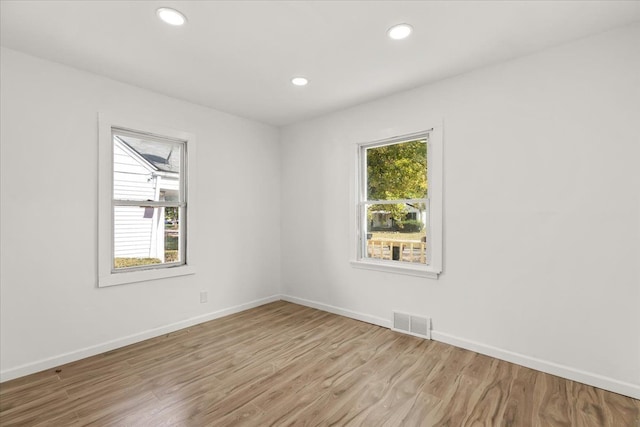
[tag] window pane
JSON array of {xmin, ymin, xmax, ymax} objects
[
  {"xmin": 113, "ymin": 132, "xmax": 182, "ymax": 202},
  {"xmin": 114, "ymin": 206, "xmax": 183, "ymax": 269},
  {"xmin": 364, "ymin": 203, "xmax": 427, "ymax": 264},
  {"xmin": 366, "ymin": 138, "xmax": 427, "ymax": 200}
]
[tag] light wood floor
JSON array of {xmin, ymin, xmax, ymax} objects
[{"xmin": 1, "ymin": 301, "xmax": 638, "ymax": 426}]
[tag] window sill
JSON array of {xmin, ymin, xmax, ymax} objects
[
  {"xmin": 98, "ymin": 265, "xmax": 195, "ymax": 288},
  {"xmin": 350, "ymin": 259, "xmax": 440, "ymax": 279}
]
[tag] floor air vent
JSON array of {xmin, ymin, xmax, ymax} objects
[{"xmin": 392, "ymin": 311, "xmax": 431, "ymax": 339}]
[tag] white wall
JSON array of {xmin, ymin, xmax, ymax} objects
[
  {"xmin": 0, "ymin": 47, "xmax": 281, "ymax": 379},
  {"xmin": 280, "ymin": 24, "xmax": 640, "ymax": 397}
]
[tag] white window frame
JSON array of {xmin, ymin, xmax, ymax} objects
[
  {"xmin": 351, "ymin": 127, "xmax": 443, "ymax": 279},
  {"xmin": 98, "ymin": 113, "xmax": 196, "ymax": 287}
]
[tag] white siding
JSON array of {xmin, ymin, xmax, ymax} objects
[
  {"xmin": 113, "ymin": 206, "xmax": 155, "ymax": 258},
  {"xmin": 113, "ymin": 142, "xmax": 155, "ymax": 201},
  {"xmin": 158, "ymin": 177, "xmax": 179, "ymax": 192},
  {"xmin": 113, "ymin": 140, "xmax": 158, "ymax": 259}
]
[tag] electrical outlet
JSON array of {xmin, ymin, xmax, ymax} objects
[{"xmin": 200, "ymin": 291, "xmax": 208, "ymax": 303}]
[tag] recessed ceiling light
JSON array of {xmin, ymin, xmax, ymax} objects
[
  {"xmin": 387, "ymin": 23, "xmax": 413, "ymax": 40},
  {"xmin": 157, "ymin": 7, "xmax": 187, "ymax": 26},
  {"xmin": 291, "ymin": 77, "xmax": 309, "ymax": 86}
]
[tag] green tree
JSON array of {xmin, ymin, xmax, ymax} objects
[
  {"xmin": 367, "ymin": 139, "xmax": 427, "ymax": 226},
  {"xmin": 165, "ymin": 207, "xmax": 178, "ymax": 224}
]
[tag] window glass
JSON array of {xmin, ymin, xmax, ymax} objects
[
  {"xmin": 366, "ymin": 139, "xmax": 427, "ymax": 200},
  {"xmin": 112, "ymin": 129, "xmax": 185, "ymax": 271},
  {"xmin": 361, "ymin": 137, "xmax": 429, "ymax": 265}
]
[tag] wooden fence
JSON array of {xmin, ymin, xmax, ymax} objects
[{"xmin": 367, "ymin": 239, "xmax": 426, "ymax": 263}]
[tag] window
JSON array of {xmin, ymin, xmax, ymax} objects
[
  {"xmin": 353, "ymin": 128, "xmax": 442, "ymax": 278},
  {"xmin": 98, "ymin": 114, "xmax": 195, "ymax": 287}
]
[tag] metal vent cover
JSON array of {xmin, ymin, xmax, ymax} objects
[
  {"xmin": 392, "ymin": 311, "xmax": 431, "ymax": 339},
  {"xmin": 393, "ymin": 312, "xmax": 411, "ymax": 332},
  {"xmin": 410, "ymin": 315, "xmax": 429, "ymax": 337}
]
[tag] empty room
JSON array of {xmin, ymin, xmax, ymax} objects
[{"xmin": 0, "ymin": 1, "xmax": 638, "ymax": 425}]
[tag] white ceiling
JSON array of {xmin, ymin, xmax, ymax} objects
[{"xmin": 1, "ymin": 1, "xmax": 639, "ymax": 126}]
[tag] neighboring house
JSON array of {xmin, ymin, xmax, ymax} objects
[
  {"xmin": 113, "ymin": 135, "xmax": 179, "ymax": 261},
  {"xmin": 370, "ymin": 205, "xmax": 426, "ymax": 230}
]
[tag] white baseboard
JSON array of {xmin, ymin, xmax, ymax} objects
[
  {"xmin": 281, "ymin": 295, "xmax": 391, "ymax": 329},
  {"xmin": 282, "ymin": 294, "xmax": 639, "ymax": 400},
  {"xmin": 0, "ymin": 295, "xmax": 280, "ymax": 383},
  {"xmin": 431, "ymin": 331, "xmax": 640, "ymax": 400}
]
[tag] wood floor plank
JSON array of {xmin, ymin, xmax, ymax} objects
[
  {"xmin": 462, "ymin": 358, "xmax": 521, "ymax": 426},
  {"xmin": 73, "ymin": 391, "xmax": 159, "ymax": 426},
  {"xmin": 0, "ymin": 370, "xmax": 60, "ymax": 400},
  {"xmin": 572, "ymin": 381, "xmax": 609, "ymax": 427},
  {"xmin": 325, "ymin": 342, "xmax": 438, "ymax": 425},
  {"xmin": 1, "ymin": 301, "xmax": 638, "ymax": 426},
  {"xmin": 200, "ymin": 349, "xmax": 331, "ymax": 423},
  {"xmin": 0, "ymin": 373, "xmax": 62, "ymax": 412},
  {"xmin": 498, "ymin": 364, "xmax": 538, "ymax": 427},
  {"xmin": 277, "ymin": 336, "xmax": 425, "ymax": 425},
  {"xmin": 600, "ymin": 387, "xmax": 640, "ymax": 427},
  {"xmin": 535, "ymin": 371, "xmax": 574, "ymax": 427},
  {"xmin": 143, "ymin": 386, "xmax": 229, "ymax": 425},
  {"xmin": 32, "ymin": 410, "xmax": 81, "ymax": 427},
  {"xmin": 398, "ymin": 391, "xmax": 445, "ymax": 426},
  {"xmin": 0, "ymin": 390, "xmax": 71, "ymax": 426}
]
